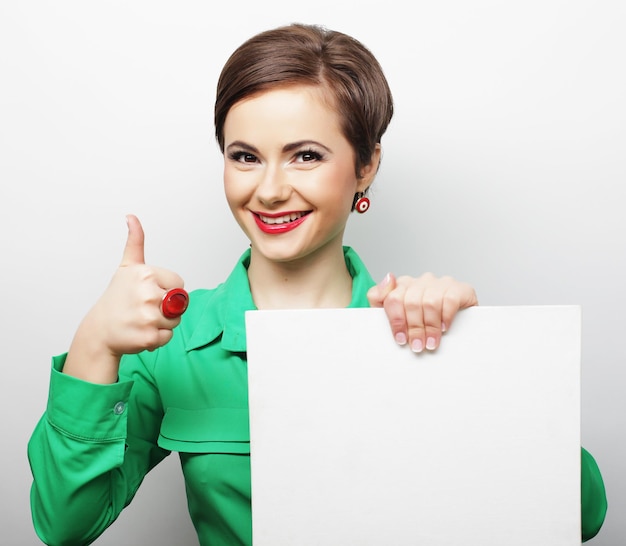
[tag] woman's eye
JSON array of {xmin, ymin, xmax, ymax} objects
[
  {"xmin": 229, "ymin": 151, "xmax": 258, "ymax": 163},
  {"xmin": 296, "ymin": 150, "xmax": 323, "ymax": 163}
]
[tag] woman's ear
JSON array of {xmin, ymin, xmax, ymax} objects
[{"xmin": 357, "ymin": 144, "xmax": 382, "ymax": 192}]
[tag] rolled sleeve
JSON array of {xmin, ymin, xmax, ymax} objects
[
  {"xmin": 29, "ymin": 353, "xmax": 166, "ymax": 545},
  {"xmin": 47, "ymin": 354, "xmax": 134, "ymax": 441}
]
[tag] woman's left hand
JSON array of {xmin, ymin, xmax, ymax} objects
[{"xmin": 367, "ymin": 272, "xmax": 478, "ymax": 353}]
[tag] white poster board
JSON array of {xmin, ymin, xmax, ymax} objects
[{"xmin": 245, "ymin": 306, "xmax": 581, "ymax": 545}]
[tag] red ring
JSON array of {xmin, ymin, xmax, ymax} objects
[{"xmin": 161, "ymin": 288, "xmax": 189, "ymax": 319}]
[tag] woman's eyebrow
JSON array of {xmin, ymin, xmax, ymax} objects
[
  {"xmin": 226, "ymin": 139, "xmax": 333, "ymax": 154},
  {"xmin": 225, "ymin": 140, "xmax": 259, "ymax": 153},
  {"xmin": 282, "ymin": 140, "xmax": 332, "ymax": 153}
]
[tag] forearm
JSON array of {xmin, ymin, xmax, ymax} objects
[
  {"xmin": 28, "ymin": 354, "xmax": 167, "ymax": 545},
  {"xmin": 28, "ymin": 416, "xmax": 129, "ymax": 545},
  {"xmin": 63, "ymin": 310, "xmax": 122, "ymax": 384}
]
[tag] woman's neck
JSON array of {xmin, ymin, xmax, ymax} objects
[{"xmin": 247, "ymin": 245, "xmax": 353, "ymax": 310}]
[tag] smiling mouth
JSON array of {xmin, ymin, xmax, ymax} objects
[
  {"xmin": 253, "ymin": 210, "xmax": 312, "ymax": 234},
  {"xmin": 257, "ymin": 211, "xmax": 311, "ymax": 225}
]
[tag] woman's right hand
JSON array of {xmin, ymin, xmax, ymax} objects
[{"xmin": 63, "ymin": 215, "xmax": 185, "ymax": 383}]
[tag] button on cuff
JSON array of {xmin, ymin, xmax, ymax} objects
[{"xmin": 113, "ymin": 401, "xmax": 126, "ymax": 415}]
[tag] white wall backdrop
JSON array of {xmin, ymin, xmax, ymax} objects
[{"xmin": 1, "ymin": 1, "xmax": 624, "ymax": 544}]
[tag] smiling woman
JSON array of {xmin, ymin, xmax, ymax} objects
[
  {"xmin": 26, "ymin": 23, "xmax": 605, "ymax": 546},
  {"xmin": 223, "ymin": 86, "xmax": 379, "ymax": 289}
]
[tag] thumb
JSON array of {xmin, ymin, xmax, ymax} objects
[
  {"xmin": 367, "ymin": 272, "xmax": 396, "ymax": 308},
  {"xmin": 120, "ymin": 214, "xmax": 145, "ymax": 266}
]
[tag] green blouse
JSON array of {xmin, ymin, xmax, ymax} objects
[{"xmin": 28, "ymin": 247, "xmax": 607, "ymax": 545}]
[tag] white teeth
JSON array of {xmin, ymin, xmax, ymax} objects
[{"xmin": 260, "ymin": 212, "xmax": 305, "ymax": 225}]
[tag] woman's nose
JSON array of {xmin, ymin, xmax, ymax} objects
[{"xmin": 255, "ymin": 165, "xmax": 292, "ymax": 207}]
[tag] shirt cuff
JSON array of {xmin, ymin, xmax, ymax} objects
[{"xmin": 47, "ymin": 354, "xmax": 134, "ymax": 441}]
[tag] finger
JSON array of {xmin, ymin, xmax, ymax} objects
[
  {"xmin": 398, "ymin": 278, "xmax": 428, "ymax": 352},
  {"xmin": 155, "ymin": 326, "xmax": 176, "ymax": 347},
  {"xmin": 420, "ymin": 287, "xmax": 444, "ymax": 351},
  {"xmin": 441, "ymin": 282, "xmax": 478, "ymax": 332},
  {"xmin": 132, "ymin": 272, "xmax": 186, "ymax": 323},
  {"xmin": 135, "ymin": 289, "xmax": 184, "ymax": 337},
  {"xmin": 381, "ymin": 282, "xmax": 413, "ymax": 347},
  {"xmin": 141, "ymin": 324, "xmax": 178, "ymax": 352},
  {"xmin": 121, "ymin": 214, "xmax": 145, "ymax": 266},
  {"xmin": 367, "ymin": 273, "xmax": 396, "ymax": 308},
  {"xmin": 152, "ymin": 266, "xmax": 185, "ymax": 292}
]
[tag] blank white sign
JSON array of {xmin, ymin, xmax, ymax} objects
[{"xmin": 246, "ymin": 306, "xmax": 581, "ymax": 545}]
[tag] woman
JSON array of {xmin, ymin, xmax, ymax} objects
[{"xmin": 28, "ymin": 23, "xmax": 606, "ymax": 545}]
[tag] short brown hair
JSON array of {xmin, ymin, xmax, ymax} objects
[{"xmin": 214, "ymin": 23, "xmax": 393, "ymax": 177}]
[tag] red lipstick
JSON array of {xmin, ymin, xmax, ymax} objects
[{"xmin": 253, "ymin": 211, "xmax": 310, "ymax": 234}]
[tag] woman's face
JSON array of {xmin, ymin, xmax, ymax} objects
[{"xmin": 222, "ymin": 85, "xmax": 376, "ymax": 266}]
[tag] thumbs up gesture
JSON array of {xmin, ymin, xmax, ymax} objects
[
  {"xmin": 120, "ymin": 213, "xmax": 148, "ymax": 267},
  {"xmin": 63, "ymin": 215, "xmax": 186, "ymax": 383}
]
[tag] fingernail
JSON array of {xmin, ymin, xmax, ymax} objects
[
  {"xmin": 441, "ymin": 322, "xmax": 447, "ymax": 333},
  {"xmin": 411, "ymin": 339, "xmax": 423, "ymax": 353},
  {"xmin": 380, "ymin": 273, "xmax": 391, "ymax": 288},
  {"xmin": 426, "ymin": 337, "xmax": 437, "ymax": 350},
  {"xmin": 395, "ymin": 332, "xmax": 407, "ymax": 345}
]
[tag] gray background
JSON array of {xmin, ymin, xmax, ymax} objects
[{"xmin": 1, "ymin": 1, "xmax": 624, "ymax": 544}]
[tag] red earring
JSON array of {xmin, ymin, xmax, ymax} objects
[{"xmin": 354, "ymin": 194, "xmax": 370, "ymax": 214}]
